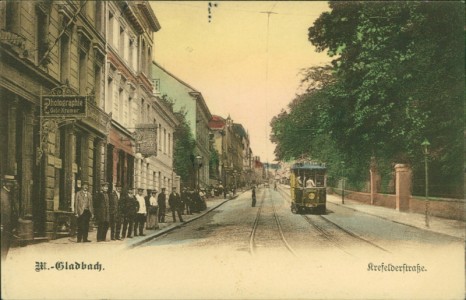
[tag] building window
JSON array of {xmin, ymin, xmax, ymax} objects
[
  {"xmin": 36, "ymin": 8, "xmax": 49, "ymax": 66},
  {"xmin": 128, "ymin": 96, "xmax": 133, "ymax": 128},
  {"xmin": 107, "ymin": 77, "xmax": 113, "ymax": 112},
  {"xmin": 5, "ymin": 2, "xmax": 19, "ymax": 33},
  {"xmin": 94, "ymin": 64, "xmax": 101, "ymax": 105},
  {"xmin": 118, "ymin": 88, "xmax": 123, "ymax": 123},
  {"xmin": 168, "ymin": 133, "xmax": 171, "ymax": 157},
  {"xmin": 119, "ymin": 26, "xmax": 125, "ymax": 58},
  {"xmin": 164, "ymin": 128, "xmax": 167, "ymax": 154},
  {"xmin": 147, "ymin": 47, "xmax": 152, "ymax": 75},
  {"xmin": 60, "ymin": 34, "xmax": 70, "ymax": 83},
  {"xmin": 108, "ymin": 11, "xmax": 114, "ymax": 46},
  {"xmin": 79, "ymin": 50, "xmax": 88, "ymax": 95},
  {"xmin": 95, "ymin": 1, "xmax": 102, "ymax": 32},
  {"xmin": 141, "ymin": 98, "xmax": 145, "ymax": 121},
  {"xmin": 158, "ymin": 124, "xmax": 162, "ymax": 150},
  {"xmin": 129, "ymin": 39, "xmax": 134, "ymax": 70}
]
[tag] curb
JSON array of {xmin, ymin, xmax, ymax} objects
[{"xmin": 127, "ymin": 194, "xmax": 240, "ymax": 249}]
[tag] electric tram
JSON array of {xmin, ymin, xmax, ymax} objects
[{"xmin": 290, "ymin": 162, "xmax": 327, "ymax": 214}]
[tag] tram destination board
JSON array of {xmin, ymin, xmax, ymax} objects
[{"xmin": 41, "ymin": 95, "xmax": 87, "ymax": 117}]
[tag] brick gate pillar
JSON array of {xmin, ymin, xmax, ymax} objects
[{"xmin": 395, "ymin": 164, "xmax": 412, "ymax": 211}]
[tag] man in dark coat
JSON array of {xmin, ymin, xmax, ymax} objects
[
  {"xmin": 74, "ymin": 181, "xmax": 93, "ymax": 243},
  {"xmin": 168, "ymin": 187, "xmax": 184, "ymax": 222},
  {"xmin": 251, "ymin": 186, "xmax": 257, "ymax": 207},
  {"xmin": 110, "ymin": 183, "xmax": 122, "ymax": 240},
  {"xmin": 181, "ymin": 188, "xmax": 191, "ymax": 215},
  {"xmin": 157, "ymin": 188, "xmax": 166, "ymax": 223},
  {"xmin": 95, "ymin": 182, "xmax": 110, "ymax": 242},
  {"xmin": 122, "ymin": 188, "xmax": 138, "ymax": 239}
]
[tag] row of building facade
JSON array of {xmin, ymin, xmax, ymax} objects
[{"xmin": 0, "ymin": 1, "xmax": 264, "ymax": 240}]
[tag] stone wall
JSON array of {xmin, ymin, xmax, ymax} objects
[{"xmin": 330, "ymin": 188, "xmax": 465, "ymax": 221}]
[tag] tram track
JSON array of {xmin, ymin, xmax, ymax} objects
[
  {"xmin": 249, "ymin": 188, "xmax": 297, "ymax": 257},
  {"xmin": 277, "ymin": 186, "xmax": 390, "ymax": 254}
]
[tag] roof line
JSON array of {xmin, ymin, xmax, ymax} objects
[{"xmin": 152, "ymin": 60, "xmax": 200, "ymax": 93}]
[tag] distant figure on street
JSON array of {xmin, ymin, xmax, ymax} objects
[
  {"xmin": 74, "ymin": 181, "xmax": 93, "ymax": 243},
  {"xmin": 110, "ymin": 183, "xmax": 122, "ymax": 240},
  {"xmin": 274, "ymin": 181, "xmax": 277, "ymax": 190},
  {"xmin": 95, "ymin": 182, "xmax": 111, "ymax": 242},
  {"xmin": 251, "ymin": 186, "xmax": 256, "ymax": 207},
  {"xmin": 134, "ymin": 188, "xmax": 147, "ymax": 236},
  {"xmin": 146, "ymin": 190, "xmax": 159, "ymax": 230},
  {"xmin": 168, "ymin": 187, "xmax": 184, "ymax": 222},
  {"xmin": 157, "ymin": 188, "xmax": 167, "ymax": 223}
]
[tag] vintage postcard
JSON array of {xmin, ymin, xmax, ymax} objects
[{"xmin": 1, "ymin": 1, "xmax": 464, "ymax": 299}]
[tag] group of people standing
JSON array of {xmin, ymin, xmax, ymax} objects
[{"xmin": 74, "ymin": 182, "xmax": 188, "ymax": 243}]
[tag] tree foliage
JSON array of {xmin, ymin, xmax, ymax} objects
[
  {"xmin": 173, "ymin": 109, "xmax": 196, "ymax": 186},
  {"xmin": 271, "ymin": 2, "xmax": 464, "ymax": 197}
]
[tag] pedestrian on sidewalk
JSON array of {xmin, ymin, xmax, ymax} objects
[
  {"xmin": 134, "ymin": 188, "xmax": 147, "ymax": 236},
  {"xmin": 188, "ymin": 189, "xmax": 196, "ymax": 214},
  {"xmin": 251, "ymin": 186, "xmax": 256, "ymax": 207},
  {"xmin": 145, "ymin": 190, "xmax": 159, "ymax": 230},
  {"xmin": 110, "ymin": 183, "xmax": 122, "ymax": 240},
  {"xmin": 168, "ymin": 187, "xmax": 184, "ymax": 222},
  {"xmin": 122, "ymin": 188, "xmax": 138, "ymax": 239},
  {"xmin": 95, "ymin": 182, "xmax": 111, "ymax": 242},
  {"xmin": 74, "ymin": 181, "xmax": 93, "ymax": 243},
  {"xmin": 182, "ymin": 188, "xmax": 191, "ymax": 215},
  {"xmin": 157, "ymin": 188, "xmax": 167, "ymax": 223}
]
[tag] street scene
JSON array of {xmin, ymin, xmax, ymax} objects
[{"xmin": 0, "ymin": 1, "xmax": 464, "ymax": 299}]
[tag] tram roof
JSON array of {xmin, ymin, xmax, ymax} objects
[{"xmin": 291, "ymin": 162, "xmax": 326, "ymax": 171}]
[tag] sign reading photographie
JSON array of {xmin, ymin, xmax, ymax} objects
[
  {"xmin": 135, "ymin": 124, "xmax": 157, "ymax": 157},
  {"xmin": 41, "ymin": 95, "xmax": 87, "ymax": 117}
]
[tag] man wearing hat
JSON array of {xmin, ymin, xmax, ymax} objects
[
  {"xmin": 157, "ymin": 187, "xmax": 167, "ymax": 223},
  {"xmin": 74, "ymin": 181, "xmax": 93, "ymax": 243},
  {"xmin": 134, "ymin": 188, "xmax": 147, "ymax": 236},
  {"xmin": 168, "ymin": 187, "xmax": 184, "ymax": 222},
  {"xmin": 95, "ymin": 182, "xmax": 110, "ymax": 242},
  {"xmin": 110, "ymin": 183, "xmax": 122, "ymax": 240},
  {"xmin": 121, "ymin": 187, "xmax": 138, "ymax": 239}
]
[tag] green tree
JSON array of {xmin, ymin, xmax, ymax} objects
[
  {"xmin": 173, "ymin": 109, "xmax": 196, "ymax": 187},
  {"xmin": 306, "ymin": 1, "xmax": 463, "ymax": 197}
]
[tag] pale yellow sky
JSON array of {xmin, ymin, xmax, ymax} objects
[{"xmin": 150, "ymin": 1, "xmax": 332, "ymax": 162}]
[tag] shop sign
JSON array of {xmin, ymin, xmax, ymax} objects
[
  {"xmin": 41, "ymin": 95, "xmax": 87, "ymax": 117},
  {"xmin": 135, "ymin": 124, "xmax": 157, "ymax": 157}
]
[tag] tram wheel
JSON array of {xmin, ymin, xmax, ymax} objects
[{"xmin": 291, "ymin": 204, "xmax": 298, "ymax": 214}]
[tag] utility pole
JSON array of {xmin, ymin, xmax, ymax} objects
[{"xmin": 260, "ymin": 9, "xmax": 277, "ymax": 163}]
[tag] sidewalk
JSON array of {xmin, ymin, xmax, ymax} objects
[
  {"xmin": 11, "ymin": 195, "xmax": 236, "ymax": 252},
  {"xmin": 326, "ymin": 194, "xmax": 464, "ymax": 240}
]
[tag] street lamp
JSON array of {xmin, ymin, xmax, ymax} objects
[
  {"xmin": 421, "ymin": 138, "xmax": 430, "ymax": 227},
  {"xmin": 340, "ymin": 161, "xmax": 345, "ymax": 204},
  {"xmin": 233, "ymin": 170, "xmax": 238, "ymax": 194},
  {"xmin": 196, "ymin": 155, "xmax": 202, "ymax": 190}
]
